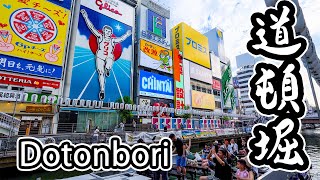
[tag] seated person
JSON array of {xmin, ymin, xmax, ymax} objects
[{"xmin": 236, "ymin": 159, "xmax": 249, "ymax": 180}]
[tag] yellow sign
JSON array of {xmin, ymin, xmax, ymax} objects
[
  {"xmin": 171, "ymin": 23, "xmax": 210, "ymax": 68},
  {"xmin": 140, "ymin": 39, "xmax": 172, "ymax": 62},
  {"xmin": 0, "ymin": 0, "xmax": 71, "ymax": 66},
  {"xmin": 172, "ymin": 23, "xmax": 183, "ymax": 52},
  {"xmin": 192, "ymin": 90, "xmax": 215, "ymax": 110}
]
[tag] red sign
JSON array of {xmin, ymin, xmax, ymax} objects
[
  {"xmin": 212, "ymin": 79, "xmax": 221, "ymax": 90},
  {"xmin": 0, "ymin": 73, "xmax": 60, "ymax": 89}
]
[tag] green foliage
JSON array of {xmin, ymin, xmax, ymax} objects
[
  {"xmin": 180, "ymin": 105, "xmax": 191, "ymax": 119},
  {"xmin": 116, "ymin": 96, "xmax": 133, "ymax": 123},
  {"xmin": 222, "ymin": 116, "xmax": 231, "ymax": 121}
]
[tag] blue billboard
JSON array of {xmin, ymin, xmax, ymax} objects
[
  {"xmin": 0, "ymin": 54, "xmax": 62, "ymax": 79},
  {"xmin": 69, "ymin": 3, "xmax": 133, "ymax": 102},
  {"xmin": 139, "ymin": 70, "xmax": 174, "ymax": 99}
]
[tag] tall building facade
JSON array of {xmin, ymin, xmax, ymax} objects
[{"xmin": 236, "ymin": 53, "xmax": 262, "ymax": 115}]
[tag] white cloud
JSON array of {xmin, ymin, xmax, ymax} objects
[
  {"xmin": 120, "ymin": 45, "xmax": 133, "ymax": 61},
  {"xmin": 75, "ymin": 30, "xmax": 90, "ymax": 50}
]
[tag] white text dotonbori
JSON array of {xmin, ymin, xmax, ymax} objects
[{"xmin": 17, "ymin": 136, "xmax": 172, "ymax": 172}]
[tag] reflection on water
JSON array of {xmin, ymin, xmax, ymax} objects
[{"xmin": 302, "ymin": 129, "xmax": 320, "ymax": 179}]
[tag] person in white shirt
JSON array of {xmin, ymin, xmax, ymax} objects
[
  {"xmin": 93, "ymin": 127, "xmax": 100, "ymax": 143},
  {"xmin": 119, "ymin": 122, "xmax": 124, "ymax": 131},
  {"xmin": 228, "ymin": 139, "xmax": 239, "ymax": 155}
]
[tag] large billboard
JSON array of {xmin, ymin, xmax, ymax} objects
[
  {"xmin": 139, "ymin": 39, "xmax": 173, "ymax": 74},
  {"xmin": 221, "ymin": 64, "xmax": 233, "ymax": 109},
  {"xmin": 172, "ymin": 23, "xmax": 210, "ymax": 68},
  {"xmin": 139, "ymin": 4, "xmax": 170, "ymax": 48},
  {"xmin": 211, "ymin": 53, "xmax": 222, "ymax": 79},
  {"xmin": 0, "ymin": 0, "xmax": 73, "ymax": 79},
  {"xmin": 139, "ymin": 70, "xmax": 174, "ymax": 99},
  {"xmin": 173, "ymin": 49, "xmax": 184, "ymax": 109},
  {"xmin": 191, "ymin": 90, "xmax": 215, "ymax": 110},
  {"xmin": 189, "ymin": 62, "xmax": 212, "ymax": 84},
  {"xmin": 69, "ymin": 0, "xmax": 134, "ymax": 102}
]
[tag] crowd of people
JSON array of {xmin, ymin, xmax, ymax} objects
[{"xmin": 169, "ymin": 135, "xmax": 257, "ymax": 180}]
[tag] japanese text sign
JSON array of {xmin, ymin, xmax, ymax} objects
[
  {"xmin": 247, "ymin": 0, "xmax": 310, "ymax": 172},
  {"xmin": 173, "ymin": 49, "xmax": 185, "ymax": 109}
]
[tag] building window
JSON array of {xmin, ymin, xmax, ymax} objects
[
  {"xmin": 192, "ymin": 85, "xmax": 196, "ymax": 90},
  {"xmin": 213, "ymin": 90, "xmax": 220, "ymax": 96},
  {"xmin": 215, "ymin": 101, "xmax": 221, "ymax": 108},
  {"xmin": 202, "ymin": 87, "xmax": 207, "ymax": 93},
  {"xmin": 207, "ymin": 89, "xmax": 212, "ymax": 94},
  {"xmin": 196, "ymin": 86, "xmax": 201, "ymax": 91}
]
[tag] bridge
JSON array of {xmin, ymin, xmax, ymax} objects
[{"xmin": 302, "ymin": 113, "xmax": 320, "ymax": 124}]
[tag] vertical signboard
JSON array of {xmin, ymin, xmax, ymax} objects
[
  {"xmin": 173, "ymin": 49, "xmax": 184, "ymax": 109},
  {"xmin": 0, "ymin": 0, "xmax": 73, "ymax": 79},
  {"xmin": 69, "ymin": 0, "xmax": 134, "ymax": 102},
  {"xmin": 221, "ymin": 64, "xmax": 232, "ymax": 108},
  {"xmin": 211, "ymin": 53, "xmax": 222, "ymax": 79}
]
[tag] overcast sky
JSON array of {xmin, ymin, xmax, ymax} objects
[{"xmin": 157, "ymin": 0, "xmax": 320, "ymax": 108}]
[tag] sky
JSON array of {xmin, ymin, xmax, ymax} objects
[{"xmin": 157, "ymin": 0, "xmax": 320, "ymax": 108}]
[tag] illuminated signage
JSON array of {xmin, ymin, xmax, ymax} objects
[
  {"xmin": 141, "ymin": 30, "xmax": 170, "ymax": 48},
  {"xmin": 191, "ymin": 90, "xmax": 215, "ymax": 110},
  {"xmin": 173, "ymin": 49, "xmax": 185, "ymax": 109},
  {"xmin": 171, "ymin": 23, "xmax": 210, "ymax": 68},
  {"xmin": 139, "ymin": 70, "xmax": 174, "ymax": 99},
  {"xmin": 212, "ymin": 79, "xmax": 221, "ymax": 91},
  {"xmin": 147, "ymin": 9, "xmax": 166, "ymax": 38},
  {"xmin": 0, "ymin": 73, "xmax": 60, "ymax": 89}
]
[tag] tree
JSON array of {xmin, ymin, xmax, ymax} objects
[
  {"xmin": 180, "ymin": 105, "xmax": 191, "ymax": 119},
  {"xmin": 115, "ymin": 96, "xmax": 133, "ymax": 123}
]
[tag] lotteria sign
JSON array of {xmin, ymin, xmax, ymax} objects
[
  {"xmin": 139, "ymin": 70, "xmax": 174, "ymax": 99},
  {"xmin": 0, "ymin": 73, "xmax": 60, "ymax": 89}
]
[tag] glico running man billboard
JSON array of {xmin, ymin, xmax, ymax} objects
[
  {"xmin": 0, "ymin": 0, "xmax": 73, "ymax": 79},
  {"xmin": 69, "ymin": 0, "xmax": 135, "ymax": 102}
]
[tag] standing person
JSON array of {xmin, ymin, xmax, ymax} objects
[
  {"xmin": 200, "ymin": 148, "xmax": 232, "ymax": 180},
  {"xmin": 93, "ymin": 126, "xmax": 100, "ymax": 143},
  {"xmin": 169, "ymin": 134, "xmax": 186, "ymax": 177},
  {"xmin": 80, "ymin": 9, "xmax": 132, "ymax": 100},
  {"xmin": 86, "ymin": 118, "xmax": 92, "ymax": 133},
  {"xmin": 132, "ymin": 119, "xmax": 136, "ymax": 132},
  {"xmin": 229, "ymin": 139, "xmax": 239, "ymax": 155},
  {"xmin": 164, "ymin": 125, "xmax": 168, "ymax": 132},
  {"xmin": 119, "ymin": 121, "xmax": 124, "ymax": 132}
]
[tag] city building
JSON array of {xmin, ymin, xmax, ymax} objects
[
  {"xmin": 172, "ymin": 22, "xmax": 215, "ymax": 115},
  {"xmin": 134, "ymin": 0, "xmax": 174, "ymax": 117},
  {"xmin": 236, "ymin": 53, "xmax": 262, "ymax": 115}
]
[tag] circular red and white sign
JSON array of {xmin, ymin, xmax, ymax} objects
[{"xmin": 10, "ymin": 8, "xmax": 57, "ymax": 44}]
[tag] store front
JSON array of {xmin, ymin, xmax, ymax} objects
[{"xmin": 0, "ymin": 102, "xmax": 55, "ymax": 135}]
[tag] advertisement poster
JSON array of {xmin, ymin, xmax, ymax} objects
[
  {"xmin": 172, "ymin": 22, "xmax": 210, "ymax": 68},
  {"xmin": 0, "ymin": 0, "xmax": 72, "ymax": 79},
  {"xmin": 189, "ymin": 62, "xmax": 212, "ymax": 84},
  {"xmin": 139, "ymin": 70, "xmax": 174, "ymax": 99},
  {"xmin": 0, "ymin": 73, "xmax": 60, "ymax": 88},
  {"xmin": 191, "ymin": 90, "xmax": 215, "ymax": 110},
  {"xmin": 211, "ymin": 53, "xmax": 222, "ymax": 79},
  {"xmin": 69, "ymin": 0, "xmax": 134, "ymax": 102},
  {"xmin": 221, "ymin": 64, "xmax": 232, "ymax": 107},
  {"xmin": 139, "ymin": 5, "xmax": 170, "ymax": 48},
  {"xmin": 173, "ymin": 49, "xmax": 185, "ymax": 109},
  {"xmin": 139, "ymin": 39, "xmax": 172, "ymax": 74},
  {"xmin": 212, "ymin": 79, "xmax": 221, "ymax": 91}
]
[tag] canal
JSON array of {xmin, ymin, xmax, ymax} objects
[
  {"xmin": 302, "ymin": 129, "xmax": 320, "ymax": 179},
  {"xmin": 1, "ymin": 129, "xmax": 320, "ymax": 179}
]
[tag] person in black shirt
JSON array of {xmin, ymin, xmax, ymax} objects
[
  {"xmin": 169, "ymin": 134, "xmax": 186, "ymax": 176},
  {"xmin": 199, "ymin": 148, "xmax": 232, "ymax": 180}
]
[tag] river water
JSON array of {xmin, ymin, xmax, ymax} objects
[{"xmin": 302, "ymin": 129, "xmax": 320, "ymax": 179}]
